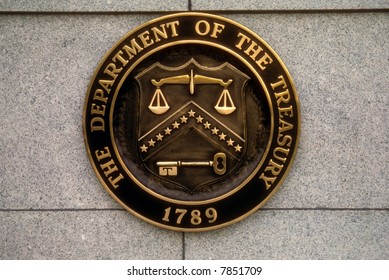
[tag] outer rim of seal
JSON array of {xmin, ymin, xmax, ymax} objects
[{"xmin": 83, "ymin": 12, "xmax": 300, "ymax": 231}]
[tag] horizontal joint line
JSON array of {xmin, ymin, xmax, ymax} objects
[
  {"xmin": 0, "ymin": 9, "xmax": 388, "ymax": 16},
  {"xmin": 0, "ymin": 208, "xmax": 387, "ymax": 212}
]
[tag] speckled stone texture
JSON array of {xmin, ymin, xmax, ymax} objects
[
  {"xmin": 0, "ymin": 14, "xmax": 157, "ymax": 210},
  {"xmin": 0, "ymin": 5, "xmax": 388, "ymax": 259},
  {"xmin": 0, "ymin": 211, "xmax": 182, "ymax": 259},
  {"xmin": 0, "ymin": 0, "xmax": 188, "ymax": 12},
  {"xmin": 226, "ymin": 13, "xmax": 389, "ymax": 209},
  {"xmin": 191, "ymin": 0, "xmax": 389, "ymax": 10},
  {"xmin": 185, "ymin": 210, "xmax": 389, "ymax": 259}
]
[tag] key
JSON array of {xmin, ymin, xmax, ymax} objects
[{"xmin": 156, "ymin": 153, "xmax": 227, "ymax": 176}]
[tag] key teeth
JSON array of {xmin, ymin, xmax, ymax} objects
[{"xmin": 158, "ymin": 166, "xmax": 178, "ymax": 176}]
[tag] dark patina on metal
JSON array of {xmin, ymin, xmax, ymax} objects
[{"xmin": 83, "ymin": 13, "xmax": 300, "ymax": 231}]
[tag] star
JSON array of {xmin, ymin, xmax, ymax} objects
[
  {"xmin": 211, "ymin": 127, "xmax": 219, "ymax": 135},
  {"xmin": 234, "ymin": 144, "xmax": 242, "ymax": 152},
  {"xmin": 203, "ymin": 121, "xmax": 211, "ymax": 129},
  {"xmin": 140, "ymin": 144, "xmax": 148, "ymax": 153},
  {"xmin": 164, "ymin": 127, "xmax": 172, "ymax": 135},
  {"xmin": 180, "ymin": 115, "xmax": 188, "ymax": 123},
  {"xmin": 156, "ymin": 133, "xmax": 164, "ymax": 141},
  {"xmin": 172, "ymin": 121, "xmax": 180, "ymax": 129},
  {"xmin": 148, "ymin": 139, "xmax": 156, "ymax": 147},
  {"xmin": 188, "ymin": 109, "xmax": 196, "ymax": 117},
  {"xmin": 196, "ymin": 115, "xmax": 203, "ymax": 123},
  {"xmin": 219, "ymin": 132, "xmax": 226, "ymax": 140},
  {"xmin": 227, "ymin": 138, "xmax": 235, "ymax": 146}
]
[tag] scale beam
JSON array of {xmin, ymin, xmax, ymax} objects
[
  {"xmin": 149, "ymin": 70, "xmax": 236, "ymax": 115},
  {"xmin": 151, "ymin": 70, "xmax": 232, "ymax": 89}
]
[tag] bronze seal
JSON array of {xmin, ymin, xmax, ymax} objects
[{"xmin": 83, "ymin": 12, "xmax": 300, "ymax": 231}]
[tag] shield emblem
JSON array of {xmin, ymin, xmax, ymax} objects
[{"xmin": 135, "ymin": 59, "xmax": 250, "ymax": 193}]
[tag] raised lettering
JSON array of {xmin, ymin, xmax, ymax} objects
[
  {"xmin": 195, "ymin": 20, "xmax": 210, "ymax": 36},
  {"xmin": 244, "ymin": 41, "xmax": 264, "ymax": 61},
  {"xmin": 273, "ymin": 147, "xmax": 290, "ymax": 163},
  {"xmin": 271, "ymin": 75, "xmax": 287, "ymax": 91},
  {"xmin": 279, "ymin": 105, "xmax": 294, "ymax": 118},
  {"xmin": 279, "ymin": 118, "xmax": 294, "ymax": 133},
  {"xmin": 100, "ymin": 159, "xmax": 118, "ymax": 177},
  {"xmin": 256, "ymin": 52, "xmax": 273, "ymax": 70},
  {"xmin": 98, "ymin": 79, "xmax": 113, "ymax": 94},
  {"xmin": 274, "ymin": 89, "xmax": 291, "ymax": 106},
  {"xmin": 95, "ymin": 146, "xmax": 111, "ymax": 161},
  {"xmin": 112, "ymin": 50, "xmax": 129, "ymax": 67},
  {"xmin": 91, "ymin": 103, "xmax": 106, "ymax": 116},
  {"xmin": 166, "ymin": 21, "xmax": 179, "ymax": 37},
  {"xmin": 151, "ymin": 24, "xmax": 168, "ymax": 42},
  {"xmin": 235, "ymin": 32, "xmax": 273, "ymax": 70},
  {"xmin": 235, "ymin": 32, "xmax": 250, "ymax": 49},
  {"xmin": 90, "ymin": 117, "xmax": 104, "ymax": 132},
  {"xmin": 104, "ymin": 63, "xmax": 123, "ymax": 80},
  {"xmin": 277, "ymin": 134, "xmax": 293, "ymax": 147},
  {"xmin": 195, "ymin": 20, "xmax": 225, "ymax": 38},
  {"xmin": 259, "ymin": 173, "xmax": 276, "ymax": 190},
  {"xmin": 265, "ymin": 159, "xmax": 284, "ymax": 177},
  {"xmin": 210, "ymin": 22, "xmax": 225, "ymax": 38},
  {"xmin": 108, "ymin": 173, "xmax": 124, "ymax": 189},
  {"xmin": 95, "ymin": 147, "xmax": 123, "ymax": 189},
  {"xmin": 123, "ymin": 39, "xmax": 144, "ymax": 60},
  {"xmin": 93, "ymin": 89, "xmax": 108, "ymax": 103},
  {"xmin": 137, "ymin": 30, "xmax": 154, "ymax": 48}
]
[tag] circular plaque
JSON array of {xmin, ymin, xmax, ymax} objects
[{"xmin": 83, "ymin": 12, "xmax": 300, "ymax": 231}]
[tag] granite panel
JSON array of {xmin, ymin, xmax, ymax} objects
[
  {"xmin": 185, "ymin": 210, "xmax": 389, "ymax": 259},
  {"xmin": 0, "ymin": 210, "xmax": 182, "ymax": 259},
  {"xmin": 1, "ymin": 13, "xmax": 387, "ymax": 210},
  {"xmin": 0, "ymin": 0, "xmax": 188, "ymax": 12},
  {"xmin": 225, "ymin": 13, "xmax": 389, "ymax": 209},
  {"xmin": 191, "ymin": 0, "xmax": 389, "ymax": 11},
  {"xmin": 0, "ymin": 14, "xmax": 156, "ymax": 209},
  {"xmin": 0, "ymin": 7, "xmax": 388, "ymax": 262},
  {"xmin": 2, "ymin": 0, "xmax": 388, "ymax": 12}
]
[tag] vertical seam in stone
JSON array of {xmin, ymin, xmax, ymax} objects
[
  {"xmin": 188, "ymin": 0, "xmax": 192, "ymax": 11},
  {"xmin": 182, "ymin": 232, "xmax": 186, "ymax": 259}
]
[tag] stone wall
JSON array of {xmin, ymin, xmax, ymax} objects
[{"xmin": 1, "ymin": 1, "xmax": 388, "ymax": 259}]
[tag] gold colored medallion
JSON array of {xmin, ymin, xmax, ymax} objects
[{"xmin": 83, "ymin": 13, "xmax": 300, "ymax": 231}]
